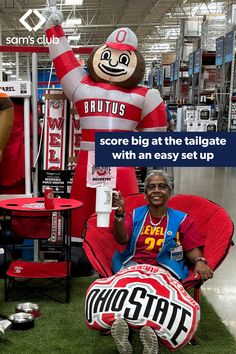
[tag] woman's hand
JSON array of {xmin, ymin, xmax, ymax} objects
[
  {"xmin": 194, "ymin": 261, "xmax": 214, "ymax": 281},
  {"xmin": 112, "ymin": 191, "xmax": 128, "ymax": 245},
  {"xmin": 186, "ymin": 248, "xmax": 214, "ymax": 281},
  {"xmin": 113, "ymin": 191, "xmax": 125, "ymax": 215}
]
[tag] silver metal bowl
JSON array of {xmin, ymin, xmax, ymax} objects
[
  {"xmin": 8, "ymin": 312, "xmax": 35, "ymax": 330},
  {"xmin": 15, "ymin": 302, "xmax": 41, "ymax": 318}
]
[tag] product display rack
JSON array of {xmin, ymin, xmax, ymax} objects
[
  {"xmin": 215, "ymin": 31, "xmax": 236, "ymax": 131},
  {"xmin": 171, "ymin": 63, "xmax": 189, "ymax": 103},
  {"xmin": 169, "ymin": 60, "xmax": 179, "ymax": 101},
  {"xmin": 188, "ymin": 49, "xmax": 216, "ymax": 106}
]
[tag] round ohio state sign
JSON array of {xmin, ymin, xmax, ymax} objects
[{"xmin": 85, "ymin": 265, "xmax": 200, "ymax": 351}]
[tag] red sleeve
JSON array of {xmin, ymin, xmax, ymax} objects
[
  {"xmin": 179, "ymin": 215, "xmax": 204, "ymax": 252},
  {"xmin": 136, "ymin": 89, "xmax": 167, "ymax": 131}
]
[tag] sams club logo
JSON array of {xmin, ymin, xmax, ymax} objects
[{"xmin": 19, "ymin": 9, "xmax": 46, "ymax": 32}]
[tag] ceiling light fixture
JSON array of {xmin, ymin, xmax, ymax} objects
[
  {"xmin": 2, "ymin": 62, "xmax": 11, "ymax": 66},
  {"xmin": 64, "ymin": 0, "xmax": 83, "ymax": 5},
  {"xmin": 68, "ymin": 35, "xmax": 81, "ymax": 42},
  {"xmin": 150, "ymin": 43, "xmax": 173, "ymax": 53},
  {"xmin": 62, "ymin": 18, "xmax": 82, "ymax": 27}
]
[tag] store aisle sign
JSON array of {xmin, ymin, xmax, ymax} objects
[
  {"xmin": 193, "ymin": 49, "xmax": 201, "ymax": 74},
  {"xmin": 0, "ymin": 81, "xmax": 31, "ymax": 98},
  {"xmin": 188, "ymin": 53, "xmax": 194, "ymax": 76},
  {"xmin": 95, "ymin": 132, "xmax": 236, "ymax": 167},
  {"xmin": 215, "ymin": 36, "xmax": 225, "ymax": 66},
  {"xmin": 224, "ymin": 31, "xmax": 234, "ymax": 64}
]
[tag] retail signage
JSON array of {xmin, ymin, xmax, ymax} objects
[
  {"xmin": 193, "ymin": 49, "xmax": 201, "ymax": 74},
  {"xmin": 86, "ymin": 151, "xmax": 117, "ymax": 188},
  {"xmin": 48, "ymin": 210, "xmax": 63, "ymax": 244},
  {"xmin": 43, "ymin": 90, "xmax": 67, "ymax": 170},
  {"xmin": 39, "ymin": 170, "xmax": 68, "ymax": 244},
  {"xmin": 154, "ymin": 69, "xmax": 159, "ymax": 86},
  {"xmin": 66, "ymin": 170, "xmax": 75, "ymax": 196},
  {"xmin": 68, "ymin": 102, "xmax": 81, "ymax": 170},
  {"xmin": 159, "ymin": 67, "xmax": 164, "ymax": 85},
  {"xmin": 0, "ymin": 81, "xmax": 31, "ymax": 97},
  {"xmin": 174, "ymin": 60, "xmax": 179, "ymax": 81},
  {"xmin": 39, "ymin": 170, "xmax": 67, "ymax": 197},
  {"xmin": 215, "ymin": 36, "xmax": 225, "ymax": 66},
  {"xmin": 224, "ymin": 31, "xmax": 234, "ymax": 63},
  {"xmin": 147, "ymin": 71, "xmax": 153, "ymax": 88},
  {"xmin": 188, "ymin": 53, "xmax": 194, "ymax": 76},
  {"xmin": 170, "ymin": 62, "xmax": 175, "ymax": 82},
  {"xmin": 19, "ymin": 9, "xmax": 46, "ymax": 32}
]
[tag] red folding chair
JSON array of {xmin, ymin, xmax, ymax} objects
[{"xmin": 84, "ymin": 193, "xmax": 234, "ymax": 320}]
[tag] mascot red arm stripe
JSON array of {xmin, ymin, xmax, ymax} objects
[
  {"xmin": 53, "ymin": 51, "xmax": 81, "ymax": 79},
  {"xmin": 137, "ymin": 89, "xmax": 167, "ymax": 131},
  {"xmin": 46, "ymin": 25, "xmax": 86, "ymax": 100}
]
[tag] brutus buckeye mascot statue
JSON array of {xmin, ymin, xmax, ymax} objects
[{"xmin": 43, "ymin": 3, "xmax": 167, "ymax": 238}]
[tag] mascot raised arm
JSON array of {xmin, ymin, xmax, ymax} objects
[
  {"xmin": 43, "ymin": 4, "xmax": 167, "ymax": 237},
  {"xmin": 0, "ymin": 91, "xmax": 14, "ymax": 163}
]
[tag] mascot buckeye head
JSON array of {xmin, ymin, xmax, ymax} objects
[{"xmin": 87, "ymin": 27, "xmax": 145, "ymax": 89}]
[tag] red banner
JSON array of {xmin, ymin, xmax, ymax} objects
[
  {"xmin": 68, "ymin": 102, "xmax": 81, "ymax": 170},
  {"xmin": 43, "ymin": 90, "xmax": 67, "ymax": 170}
]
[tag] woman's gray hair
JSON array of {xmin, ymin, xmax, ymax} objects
[{"xmin": 144, "ymin": 169, "xmax": 172, "ymax": 192}]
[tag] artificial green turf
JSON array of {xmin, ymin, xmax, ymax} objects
[{"xmin": 0, "ymin": 276, "xmax": 235, "ymax": 353}]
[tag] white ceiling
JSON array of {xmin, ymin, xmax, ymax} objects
[{"xmin": 0, "ymin": 0, "xmax": 232, "ymax": 76}]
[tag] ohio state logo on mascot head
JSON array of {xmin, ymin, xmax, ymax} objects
[{"xmin": 87, "ymin": 28, "xmax": 145, "ymax": 89}]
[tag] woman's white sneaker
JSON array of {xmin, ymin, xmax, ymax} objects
[
  {"xmin": 111, "ymin": 319, "xmax": 133, "ymax": 354},
  {"xmin": 140, "ymin": 326, "xmax": 159, "ymax": 354}
]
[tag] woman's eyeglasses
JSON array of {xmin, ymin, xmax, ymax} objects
[{"xmin": 146, "ymin": 183, "xmax": 169, "ymax": 191}]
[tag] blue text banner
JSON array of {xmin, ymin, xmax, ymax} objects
[{"xmin": 95, "ymin": 132, "xmax": 236, "ymax": 167}]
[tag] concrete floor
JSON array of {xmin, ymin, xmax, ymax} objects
[{"xmin": 173, "ymin": 167, "xmax": 236, "ymax": 339}]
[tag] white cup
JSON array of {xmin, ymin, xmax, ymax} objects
[{"xmin": 95, "ymin": 186, "xmax": 118, "ymax": 227}]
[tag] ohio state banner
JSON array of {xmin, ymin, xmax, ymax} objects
[
  {"xmin": 86, "ymin": 151, "xmax": 117, "ymax": 188},
  {"xmin": 43, "ymin": 90, "xmax": 67, "ymax": 170},
  {"xmin": 68, "ymin": 102, "xmax": 81, "ymax": 170},
  {"xmin": 85, "ymin": 265, "xmax": 200, "ymax": 351}
]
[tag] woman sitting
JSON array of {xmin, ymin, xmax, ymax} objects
[{"xmin": 110, "ymin": 169, "xmax": 213, "ymax": 354}]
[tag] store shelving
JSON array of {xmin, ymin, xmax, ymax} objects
[
  {"xmin": 188, "ymin": 49, "xmax": 216, "ymax": 106},
  {"xmin": 170, "ymin": 61, "xmax": 189, "ymax": 103},
  {"xmin": 215, "ymin": 31, "xmax": 236, "ymax": 131}
]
